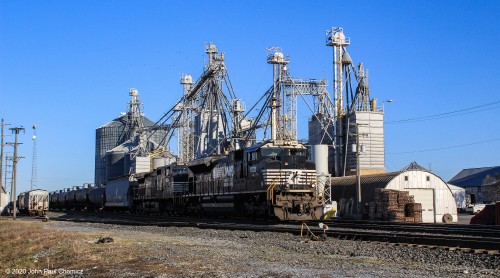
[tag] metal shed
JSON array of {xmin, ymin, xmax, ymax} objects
[
  {"xmin": 330, "ymin": 162, "xmax": 458, "ymax": 223},
  {"xmin": 447, "ymin": 183, "xmax": 467, "ymax": 211},
  {"xmin": 448, "ymin": 166, "xmax": 500, "ymax": 204}
]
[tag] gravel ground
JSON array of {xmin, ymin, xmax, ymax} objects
[{"xmin": 43, "ymin": 219, "xmax": 499, "ymax": 278}]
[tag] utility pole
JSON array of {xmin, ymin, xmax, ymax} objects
[
  {"xmin": 355, "ymin": 135, "xmax": 361, "ymax": 214},
  {"xmin": 350, "ymin": 123, "xmax": 367, "ymax": 215},
  {"xmin": 7, "ymin": 127, "xmax": 24, "ymax": 220}
]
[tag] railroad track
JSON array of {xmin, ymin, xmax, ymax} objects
[
  {"xmin": 50, "ymin": 212, "xmax": 500, "ymax": 254},
  {"xmin": 322, "ymin": 219, "xmax": 500, "ymax": 238}
]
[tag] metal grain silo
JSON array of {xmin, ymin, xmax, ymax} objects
[
  {"xmin": 95, "ymin": 115, "xmax": 127, "ymax": 186},
  {"xmin": 95, "ymin": 114, "xmax": 167, "ymax": 186}
]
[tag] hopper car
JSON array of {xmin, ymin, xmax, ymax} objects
[{"xmin": 17, "ymin": 189, "xmax": 49, "ymax": 216}]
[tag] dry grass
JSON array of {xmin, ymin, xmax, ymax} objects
[{"xmin": 0, "ymin": 220, "xmax": 182, "ymax": 277}]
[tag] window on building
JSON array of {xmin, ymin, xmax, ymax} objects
[
  {"xmin": 404, "ymin": 176, "xmax": 408, "ymax": 181},
  {"xmin": 426, "ymin": 176, "xmax": 430, "ymax": 182}
]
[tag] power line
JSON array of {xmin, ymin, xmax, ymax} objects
[
  {"xmin": 386, "ymin": 137, "xmax": 500, "ymax": 155},
  {"xmin": 386, "ymin": 100, "xmax": 500, "ymax": 124}
]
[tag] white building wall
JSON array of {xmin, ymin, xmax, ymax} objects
[
  {"xmin": 0, "ymin": 191, "xmax": 8, "ymax": 213},
  {"xmin": 385, "ymin": 170, "xmax": 458, "ymax": 223}
]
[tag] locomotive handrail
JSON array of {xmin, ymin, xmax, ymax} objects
[
  {"xmin": 266, "ymin": 175, "xmax": 282, "ymax": 207},
  {"xmin": 309, "ymin": 178, "xmax": 324, "ymax": 204}
]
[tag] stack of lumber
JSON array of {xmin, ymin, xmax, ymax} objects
[
  {"xmin": 368, "ymin": 189, "xmax": 422, "ymax": 223},
  {"xmin": 405, "ymin": 202, "xmax": 423, "ymax": 223}
]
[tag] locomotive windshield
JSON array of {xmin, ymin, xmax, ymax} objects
[
  {"xmin": 289, "ymin": 149, "xmax": 306, "ymax": 157},
  {"xmin": 261, "ymin": 148, "xmax": 284, "ymax": 157},
  {"xmin": 259, "ymin": 147, "xmax": 306, "ymax": 159}
]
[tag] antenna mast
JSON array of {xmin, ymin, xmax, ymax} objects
[
  {"xmin": 31, "ymin": 123, "xmax": 37, "ymax": 190},
  {"xmin": 0, "ymin": 118, "xmax": 11, "ymax": 192}
]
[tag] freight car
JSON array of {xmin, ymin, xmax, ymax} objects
[
  {"xmin": 17, "ymin": 189, "xmax": 49, "ymax": 216},
  {"xmin": 50, "ymin": 140, "xmax": 324, "ymax": 221},
  {"xmin": 50, "ymin": 184, "xmax": 105, "ymax": 211}
]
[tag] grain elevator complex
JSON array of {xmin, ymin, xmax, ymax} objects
[{"xmin": 80, "ymin": 27, "xmax": 458, "ymax": 222}]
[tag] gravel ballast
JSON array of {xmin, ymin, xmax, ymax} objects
[{"xmin": 44, "ymin": 220, "xmax": 499, "ymax": 277}]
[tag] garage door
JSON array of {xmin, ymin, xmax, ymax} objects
[{"xmin": 405, "ymin": 188, "xmax": 435, "ymax": 223}]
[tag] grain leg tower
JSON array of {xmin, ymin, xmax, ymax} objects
[{"xmin": 315, "ymin": 27, "xmax": 386, "ymax": 177}]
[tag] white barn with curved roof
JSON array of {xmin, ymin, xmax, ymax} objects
[{"xmin": 330, "ymin": 162, "xmax": 458, "ymax": 223}]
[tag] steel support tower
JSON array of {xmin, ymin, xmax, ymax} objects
[
  {"xmin": 266, "ymin": 48, "xmax": 289, "ymax": 141},
  {"xmin": 30, "ymin": 123, "xmax": 37, "ymax": 190},
  {"xmin": 154, "ymin": 43, "xmax": 250, "ymax": 160},
  {"xmin": 4, "ymin": 152, "xmax": 12, "ymax": 203},
  {"xmin": 177, "ymin": 74, "xmax": 195, "ymax": 164},
  {"xmin": 265, "ymin": 48, "xmax": 333, "ymax": 142},
  {"xmin": 119, "ymin": 88, "xmax": 145, "ymax": 144}
]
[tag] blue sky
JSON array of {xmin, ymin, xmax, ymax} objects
[{"xmin": 1, "ymin": 1, "xmax": 499, "ymax": 193}]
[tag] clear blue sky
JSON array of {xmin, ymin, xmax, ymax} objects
[{"xmin": 1, "ymin": 1, "xmax": 499, "ymax": 193}]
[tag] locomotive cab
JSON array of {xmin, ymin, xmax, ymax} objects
[{"xmin": 243, "ymin": 140, "xmax": 323, "ymax": 221}]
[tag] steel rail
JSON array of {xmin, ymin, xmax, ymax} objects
[{"xmin": 320, "ymin": 221, "xmax": 500, "ymax": 239}]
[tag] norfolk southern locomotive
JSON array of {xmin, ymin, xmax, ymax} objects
[{"xmin": 50, "ymin": 140, "xmax": 324, "ymax": 221}]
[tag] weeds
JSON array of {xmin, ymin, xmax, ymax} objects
[{"xmin": 0, "ymin": 220, "xmax": 165, "ymax": 277}]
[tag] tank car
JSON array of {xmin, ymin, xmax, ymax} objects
[
  {"xmin": 49, "ymin": 191, "xmax": 59, "ymax": 209},
  {"xmin": 57, "ymin": 189, "xmax": 69, "ymax": 210},
  {"xmin": 65, "ymin": 187, "xmax": 79, "ymax": 209},
  {"xmin": 75, "ymin": 184, "xmax": 92, "ymax": 210},
  {"xmin": 17, "ymin": 192, "xmax": 26, "ymax": 213},
  {"xmin": 87, "ymin": 185, "xmax": 105, "ymax": 210}
]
